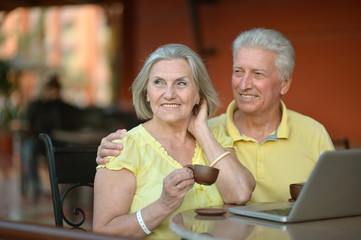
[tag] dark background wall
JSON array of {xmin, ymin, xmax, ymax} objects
[{"xmin": 121, "ymin": 0, "xmax": 361, "ymax": 147}]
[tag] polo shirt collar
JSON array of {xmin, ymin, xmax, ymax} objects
[
  {"xmin": 226, "ymin": 100, "xmax": 243, "ymax": 141},
  {"xmin": 226, "ymin": 100, "xmax": 290, "ymax": 142},
  {"xmin": 277, "ymin": 100, "xmax": 290, "ymax": 139}
]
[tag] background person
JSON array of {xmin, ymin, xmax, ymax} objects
[
  {"xmin": 96, "ymin": 28, "xmax": 334, "ymax": 203},
  {"xmin": 93, "ymin": 44, "xmax": 255, "ymax": 239},
  {"xmin": 21, "ymin": 74, "xmax": 79, "ymax": 197}
]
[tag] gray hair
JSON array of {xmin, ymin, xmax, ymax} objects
[
  {"xmin": 232, "ymin": 28, "xmax": 295, "ymax": 81},
  {"xmin": 132, "ymin": 44, "xmax": 219, "ymax": 120}
]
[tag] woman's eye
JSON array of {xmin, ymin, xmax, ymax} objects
[
  {"xmin": 154, "ymin": 80, "xmax": 163, "ymax": 85},
  {"xmin": 177, "ymin": 81, "xmax": 187, "ymax": 86}
]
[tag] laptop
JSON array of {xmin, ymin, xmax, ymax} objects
[
  {"xmin": 228, "ymin": 214, "xmax": 361, "ymax": 240},
  {"xmin": 228, "ymin": 149, "xmax": 361, "ymax": 223}
]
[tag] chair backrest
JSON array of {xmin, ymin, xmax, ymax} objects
[
  {"xmin": 332, "ymin": 138, "xmax": 350, "ymax": 150},
  {"xmin": 39, "ymin": 133, "xmax": 98, "ymax": 230}
]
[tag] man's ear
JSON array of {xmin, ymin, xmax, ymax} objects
[{"xmin": 280, "ymin": 76, "xmax": 292, "ymax": 96}]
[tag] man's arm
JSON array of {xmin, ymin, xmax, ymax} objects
[{"xmin": 96, "ymin": 129, "xmax": 127, "ymax": 165}]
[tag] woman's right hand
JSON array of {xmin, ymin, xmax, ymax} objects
[
  {"xmin": 96, "ymin": 129, "xmax": 127, "ymax": 165},
  {"xmin": 188, "ymin": 99, "xmax": 209, "ymax": 139},
  {"xmin": 158, "ymin": 168, "xmax": 194, "ymax": 212}
]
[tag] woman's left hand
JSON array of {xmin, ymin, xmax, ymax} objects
[{"xmin": 188, "ymin": 99, "xmax": 208, "ymax": 137}]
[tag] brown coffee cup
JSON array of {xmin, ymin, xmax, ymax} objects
[
  {"xmin": 289, "ymin": 183, "xmax": 305, "ymax": 201},
  {"xmin": 184, "ymin": 164, "xmax": 219, "ymax": 185}
]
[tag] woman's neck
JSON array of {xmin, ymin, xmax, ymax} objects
[
  {"xmin": 143, "ymin": 119, "xmax": 189, "ymax": 141},
  {"xmin": 143, "ymin": 120, "xmax": 196, "ymax": 166}
]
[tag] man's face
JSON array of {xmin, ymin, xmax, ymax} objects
[{"xmin": 231, "ymin": 47, "xmax": 291, "ymax": 117}]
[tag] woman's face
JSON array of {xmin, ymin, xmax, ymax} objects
[{"xmin": 146, "ymin": 59, "xmax": 200, "ymax": 125}]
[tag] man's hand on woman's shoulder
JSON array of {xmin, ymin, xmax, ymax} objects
[{"xmin": 96, "ymin": 129, "xmax": 127, "ymax": 165}]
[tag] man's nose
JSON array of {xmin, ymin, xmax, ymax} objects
[{"xmin": 239, "ymin": 73, "xmax": 253, "ymax": 90}]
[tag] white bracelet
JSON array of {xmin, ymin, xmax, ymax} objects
[
  {"xmin": 210, "ymin": 151, "xmax": 230, "ymax": 167},
  {"xmin": 136, "ymin": 210, "xmax": 151, "ymax": 235}
]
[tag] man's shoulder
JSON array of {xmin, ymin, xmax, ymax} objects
[
  {"xmin": 208, "ymin": 113, "xmax": 227, "ymax": 128},
  {"xmin": 285, "ymin": 108, "xmax": 334, "ymax": 153},
  {"xmin": 287, "ymin": 109, "xmax": 326, "ymax": 131}
]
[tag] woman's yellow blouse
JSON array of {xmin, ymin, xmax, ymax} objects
[{"xmin": 97, "ymin": 124, "xmax": 233, "ymax": 239}]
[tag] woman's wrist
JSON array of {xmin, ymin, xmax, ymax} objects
[{"xmin": 136, "ymin": 210, "xmax": 151, "ymax": 235}]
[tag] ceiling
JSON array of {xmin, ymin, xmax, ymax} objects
[{"xmin": 0, "ymin": 0, "xmax": 123, "ymax": 11}]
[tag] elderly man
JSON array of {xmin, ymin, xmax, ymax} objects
[{"xmin": 96, "ymin": 28, "xmax": 334, "ymax": 203}]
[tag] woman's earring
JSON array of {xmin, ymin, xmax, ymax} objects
[{"xmin": 146, "ymin": 95, "xmax": 150, "ymax": 102}]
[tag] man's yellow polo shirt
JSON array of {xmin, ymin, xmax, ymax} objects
[{"xmin": 208, "ymin": 100, "xmax": 334, "ymax": 203}]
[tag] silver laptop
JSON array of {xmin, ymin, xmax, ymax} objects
[{"xmin": 229, "ymin": 149, "xmax": 361, "ymax": 223}]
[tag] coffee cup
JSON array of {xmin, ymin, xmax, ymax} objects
[
  {"xmin": 184, "ymin": 164, "xmax": 219, "ymax": 185},
  {"xmin": 289, "ymin": 183, "xmax": 305, "ymax": 201}
]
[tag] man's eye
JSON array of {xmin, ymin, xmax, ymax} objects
[
  {"xmin": 254, "ymin": 72, "xmax": 264, "ymax": 78},
  {"xmin": 233, "ymin": 69, "xmax": 243, "ymax": 77}
]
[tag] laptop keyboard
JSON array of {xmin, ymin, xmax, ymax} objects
[{"xmin": 262, "ymin": 208, "xmax": 291, "ymax": 216}]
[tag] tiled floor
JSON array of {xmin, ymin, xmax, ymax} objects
[
  {"xmin": 0, "ymin": 149, "xmax": 93, "ymax": 229},
  {"xmin": 0, "ymin": 150, "xmax": 54, "ymax": 225}
]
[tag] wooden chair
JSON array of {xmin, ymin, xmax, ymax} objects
[
  {"xmin": 332, "ymin": 138, "xmax": 350, "ymax": 150},
  {"xmin": 39, "ymin": 133, "xmax": 98, "ymax": 230}
]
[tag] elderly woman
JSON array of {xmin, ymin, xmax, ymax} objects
[{"xmin": 93, "ymin": 44, "xmax": 255, "ymax": 239}]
